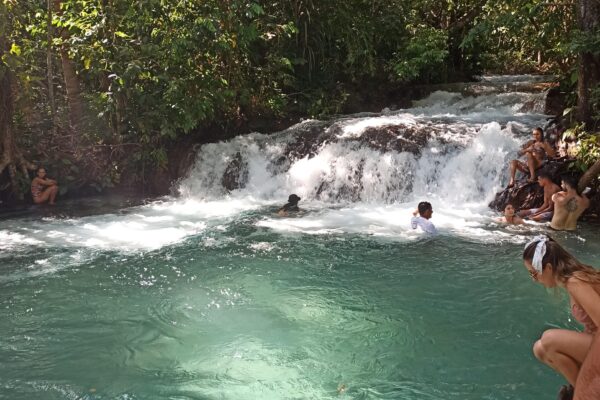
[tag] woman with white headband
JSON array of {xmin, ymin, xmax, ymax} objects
[{"xmin": 523, "ymin": 235, "xmax": 600, "ymax": 400}]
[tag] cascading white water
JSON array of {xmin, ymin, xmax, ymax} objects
[{"xmin": 178, "ymin": 85, "xmax": 548, "ymax": 208}]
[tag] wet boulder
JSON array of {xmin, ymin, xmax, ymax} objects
[
  {"xmin": 489, "ymin": 182, "xmax": 544, "ymax": 212},
  {"xmin": 284, "ymin": 121, "xmax": 334, "ymax": 161},
  {"xmin": 221, "ymin": 152, "xmax": 248, "ymax": 191},
  {"xmin": 489, "ymin": 159, "xmax": 572, "ymax": 212},
  {"xmin": 353, "ymin": 124, "xmax": 433, "ymax": 154}
]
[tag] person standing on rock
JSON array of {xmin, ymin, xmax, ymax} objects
[
  {"xmin": 278, "ymin": 194, "xmax": 301, "ymax": 216},
  {"xmin": 411, "ymin": 201, "xmax": 438, "ymax": 234},
  {"xmin": 550, "ymin": 175, "xmax": 590, "ymax": 231},
  {"xmin": 518, "ymin": 170, "xmax": 561, "ymax": 222},
  {"xmin": 507, "ymin": 127, "xmax": 556, "ymax": 187}
]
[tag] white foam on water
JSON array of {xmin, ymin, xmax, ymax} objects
[
  {"xmin": 0, "ymin": 231, "xmax": 44, "ymax": 250},
  {"xmin": 0, "ymin": 199, "xmax": 267, "ymax": 253},
  {"xmin": 336, "ymin": 113, "xmax": 418, "ymax": 139},
  {"xmin": 255, "ymin": 202, "xmax": 539, "ymax": 245}
]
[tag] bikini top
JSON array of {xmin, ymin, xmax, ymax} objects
[
  {"xmin": 572, "ymin": 302, "xmax": 597, "ymax": 334},
  {"xmin": 31, "ymin": 180, "xmax": 44, "ymax": 198}
]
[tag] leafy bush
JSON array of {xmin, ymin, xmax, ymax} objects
[
  {"xmin": 562, "ymin": 124, "xmax": 600, "ymax": 172},
  {"xmin": 388, "ymin": 26, "xmax": 449, "ymax": 83}
]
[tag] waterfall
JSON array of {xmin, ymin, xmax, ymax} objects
[{"xmin": 178, "ymin": 76, "xmax": 550, "ymax": 209}]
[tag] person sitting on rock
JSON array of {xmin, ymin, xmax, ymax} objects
[
  {"xmin": 31, "ymin": 167, "xmax": 59, "ymax": 205},
  {"xmin": 518, "ymin": 170, "xmax": 561, "ymax": 222},
  {"xmin": 497, "ymin": 203, "xmax": 524, "ymax": 225},
  {"xmin": 278, "ymin": 194, "xmax": 301, "ymax": 216},
  {"xmin": 411, "ymin": 201, "xmax": 437, "ymax": 234},
  {"xmin": 508, "ymin": 127, "xmax": 556, "ymax": 187},
  {"xmin": 550, "ymin": 175, "xmax": 590, "ymax": 231}
]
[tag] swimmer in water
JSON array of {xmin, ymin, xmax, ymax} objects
[
  {"xmin": 497, "ymin": 203, "xmax": 524, "ymax": 225},
  {"xmin": 411, "ymin": 201, "xmax": 437, "ymax": 234},
  {"xmin": 277, "ymin": 194, "xmax": 301, "ymax": 217}
]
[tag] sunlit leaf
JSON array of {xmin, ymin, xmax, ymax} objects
[{"xmin": 10, "ymin": 43, "xmax": 21, "ymax": 56}]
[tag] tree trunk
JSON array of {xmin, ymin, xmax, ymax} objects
[
  {"xmin": 0, "ymin": 65, "xmax": 15, "ymax": 176},
  {"xmin": 0, "ymin": 58, "xmax": 35, "ymax": 197},
  {"xmin": 576, "ymin": 0, "xmax": 600, "ymax": 127},
  {"xmin": 60, "ymin": 46, "xmax": 85, "ymax": 133},
  {"xmin": 578, "ymin": 158, "xmax": 600, "ymax": 193},
  {"xmin": 54, "ymin": 0, "xmax": 85, "ymax": 137},
  {"xmin": 46, "ymin": 0, "xmax": 57, "ymax": 134}
]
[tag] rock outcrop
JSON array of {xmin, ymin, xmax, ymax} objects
[
  {"xmin": 489, "ymin": 159, "xmax": 571, "ymax": 211},
  {"xmin": 221, "ymin": 152, "xmax": 249, "ymax": 191}
]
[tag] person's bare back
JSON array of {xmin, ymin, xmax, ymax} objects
[{"xmin": 550, "ymin": 176, "xmax": 589, "ymax": 231}]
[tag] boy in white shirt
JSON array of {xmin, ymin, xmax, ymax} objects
[{"xmin": 411, "ymin": 201, "xmax": 438, "ymax": 234}]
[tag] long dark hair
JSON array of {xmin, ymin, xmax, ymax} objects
[{"xmin": 523, "ymin": 236, "xmax": 600, "ymax": 285}]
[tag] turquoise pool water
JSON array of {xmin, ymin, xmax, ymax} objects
[{"xmin": 1, "ymin": 204, "xmax": 599, "ymax": 399}]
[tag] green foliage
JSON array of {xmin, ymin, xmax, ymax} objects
[
  {"xmin": 565, "ymin": 28, "xmax": 600, "ymax": 56},
  {"xmin": 469, "ymin": 0, "xmax": 576, "ymax": 73},
  {"xmin": 389, "ymin": 26, "xmax": 449, "ymax": 82},
  {"xmin": 562, "ymin": 124, "xmax": 600, "ymax": 172},
  {"xmin": 2, "ymin": 0, "xmax": 595, "ymax": 200}
]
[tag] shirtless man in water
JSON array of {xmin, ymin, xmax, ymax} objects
[
  {"xmin": 31, "ymin": 167, "xmax": 59, "ymax": 205},
  {"xmin": 508, "ymin": 127, "xmax": 555, "ymax": 187},
  {"xmin": 518, "ymin": 170, "xmax": 561, "ymax": 222},
  {"xmin": 550, "ymin": 175, "xmax": 589, "ymax": 231}
]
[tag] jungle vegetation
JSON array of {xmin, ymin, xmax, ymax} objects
[{"xmin": 0, "ymin": 0, "xmax": 599, "ymax": 201}]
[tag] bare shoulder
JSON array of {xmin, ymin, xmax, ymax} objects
[
  {"xmin": 566, "ymin": 276, "xmax": 586, "ymax": 287},
  {"xmin": 553, "ymin": 191, "xmax": 566, "ymax": 202},
  {"xmin": 565, "ymin": 276, "xmax": 591, "ymax": 293},
  {"xmin": 565, "ymin": 277, "xmax": 600, "ymax": 294}
]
